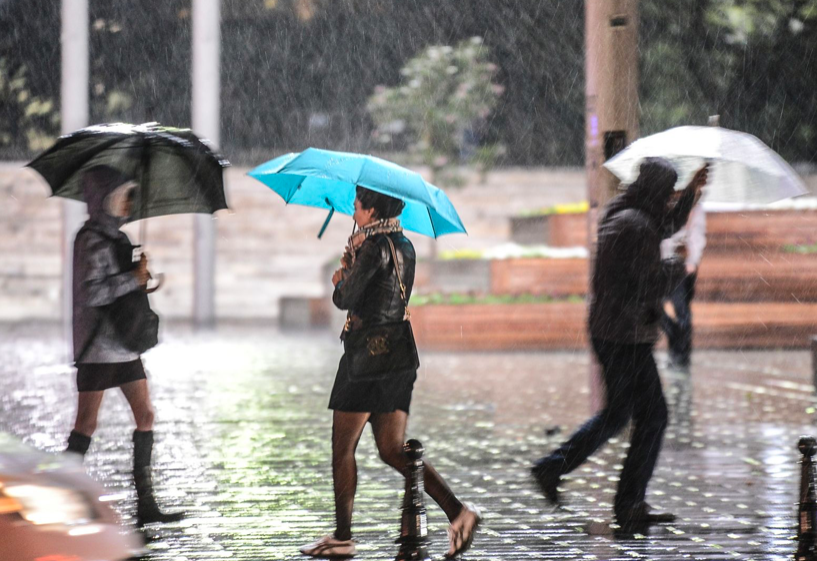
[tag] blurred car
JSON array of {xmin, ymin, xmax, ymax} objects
[{"xmin": 0, "ymin": 432, "xmax": 144, "ymax": 561}]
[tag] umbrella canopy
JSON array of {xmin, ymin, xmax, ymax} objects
[
  {"xmin": 26, "ymin": 122, "xmax": 230, "ymax": 221},
  {"xmin": 603, "ymin": 126, "xmax": 807, "ymax": 204},
  {"xmin": 248, "ymin": 148, "xmax": 466, "ymax": 238}
]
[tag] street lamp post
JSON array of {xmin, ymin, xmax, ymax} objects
[
  {"xmin": 61, "ymin": 0, "xmax": 89, "ymax": 356},
  {"xmin": 192, "ymin": 0, "xmax": 221, "ymax": 328}
]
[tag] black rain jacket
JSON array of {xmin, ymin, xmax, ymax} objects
[{"xmin": 588, "ymin": 158, "xmax": 697, "ymax": 344}]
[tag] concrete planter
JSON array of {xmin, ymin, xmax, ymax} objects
[
  {"xmin": 410, "ymin": 300, "xmax": 817, "ymax": 351},
  {"xmin": 411, "ymin": 302, "xmax": 587, "ymax": 351},
  {"xmin": 279, "ymin": 296, "xmax": 331, "ymax": 329},
  {"xmin": 429, "ymin": 259, "xmax": 492, "ymax": 294},
  {"xmin": 490, "ymin": 258, "xmax": 589, "ymax": 297},
  {"xmin": 510, "ymin": 213, "xmax": 588, "ymax": 247}
]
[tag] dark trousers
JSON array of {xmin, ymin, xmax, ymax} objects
[
  {"xmin": 534, "ymin": 338, "xmax": 668, "ymax": 513},
  {"xmin": 661, "ymin": 273, "xmax": 697, "ymax": 367}
]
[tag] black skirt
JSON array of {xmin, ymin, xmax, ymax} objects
[
  {"xmin": 328, "ymin": 354, "xmax": 417, "ymax": 414},
  {"xmin": 76, "ymin": 359, "xmax": 146, "ymax": 392}
]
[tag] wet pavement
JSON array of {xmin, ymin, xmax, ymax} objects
[{"xmin": 1, "ymin": 321, "xmax": 815, "ymax": 560}]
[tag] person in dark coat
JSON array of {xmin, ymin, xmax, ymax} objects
[
  {"xmin": 531, "ymin": 158, "xmax": 708, "ymax": 531},
  {"xmin": 300, "ymin": 187, "xmax": 480, "ymax": 559},
  {"xmin": 65, "ymin": 164, "xmax": 183, "ymax": 526}
]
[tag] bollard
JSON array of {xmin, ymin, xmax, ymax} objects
[
  {"xmin": 811, "ymin": 337, "xmax": 817, "ymax": 391},
  {"xmin": 797, "ymin": 436, "xmax": 817, "ymax": 560},
  {"xmin": 395, "ymin": 439, "xmax": 431, "ymax": 561}
]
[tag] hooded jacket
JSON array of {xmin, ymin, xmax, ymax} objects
[
  {"xmin": 72, "ymin": 165, "xmax": 142, "ymax": 364},
  {"xmin": 588, "ymin": 157, "xmax": 697, "ymax": 344}
]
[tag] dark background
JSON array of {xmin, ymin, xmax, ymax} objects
[{"xmin": 1, "ymin": 0, "xmax": 815, "ymax": 165}]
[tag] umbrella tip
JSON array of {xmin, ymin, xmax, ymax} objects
[{"xmin": 708, "ymin": 115, "xmax": 720, "ymax": 127}]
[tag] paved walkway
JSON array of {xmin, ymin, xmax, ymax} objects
[{"xmin": 1, "ymin": 322, "xmax": 815, "ymax": 560}]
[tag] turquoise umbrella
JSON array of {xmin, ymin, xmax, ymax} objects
[{"xmin": 248, "ymin": 148, "xmax": 467, "ymax": 238}]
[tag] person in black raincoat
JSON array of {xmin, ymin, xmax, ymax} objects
[
  {"xmin": 300, "ymin": 186, "xmax": 480, "ymax": 559},
  {"xmin": 65, "ymin": 164, "xmax": 183, "ymax": 526},
  {"xmin": 531, "ymin": 158, "xmax": 708, "ymax": 531}
]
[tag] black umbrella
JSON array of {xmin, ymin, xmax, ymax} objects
[{"xmin": 26, "ymin": 122, "xmax": 230, "ymax": 229}]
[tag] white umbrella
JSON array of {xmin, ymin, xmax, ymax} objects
[{"xmin": 603, "ymin": 126, "xmax": 808, "ymax": 204}]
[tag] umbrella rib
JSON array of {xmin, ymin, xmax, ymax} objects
[{"xmin": 427, "ymin": 206, "xmax": 437, "ymax": 239}]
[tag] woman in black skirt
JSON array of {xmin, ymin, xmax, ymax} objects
[
  {"xmin": 300, "ymin": 187, "xmax": 481, "ymax": 559},
  {"xmin": 65, "ymin": 165, "xmax": 182, "ymax": 526}
]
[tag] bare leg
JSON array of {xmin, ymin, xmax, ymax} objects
[
  {"xmin": 74, "ymin": 390, "xmax": 104, "ymax": 436},
  {"xmin": 370, "ymin": 411, "xmax": 463, "ymax": 522},
  {"xmin": 119, "ymin": 379, "xmax": 155, "ymax": 431},
  {"xmin": 332, "ymin": 411, "xmax": 370, "ymax": 541}
]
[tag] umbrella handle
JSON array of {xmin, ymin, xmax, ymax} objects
[
  {"xmin": 145, "ymin": 272, "xmax": 164, "ymax": 294},
  {"xmin": 318, "ymin": 206, "xmax": 335, "ymax": 239},
  {"xmin": 139, "ymin": 218, "xmax": 148, "ymax": 248}
]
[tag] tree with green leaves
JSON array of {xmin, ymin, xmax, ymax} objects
[
  {"xmin": 367, "ymin": 37, "xmax": 504, "ymax": 186},
  {"xmin": 0, "ymin": 58, "xmax": 58, "ymax": 152}
]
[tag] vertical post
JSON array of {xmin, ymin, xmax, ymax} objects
[
  {"xmin": 395, "ymin": 440, "xmax": 431, "ymax": 561},
  {"xmin": 585, "ymin": 0, "xmax": 639, "ymax": 410},
  {"xmin": 61, "ymin": 0, "xmax": 90, "ymax": 356},
  {"xmin": 192, "ymin": 0, "xmax": 221, "ymax": 327},
  {"xmin": 811, "ymin": 336, "xmax": 817, "ymax": 391},
  {"xmin": 797, "ymin": 436, "xmax": 817, "ymax": 560},
  {"xmin": 585, "ymin": 0, "xmax": 639, "ymax": 215}
]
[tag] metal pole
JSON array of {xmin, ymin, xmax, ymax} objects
[
  {"xmin": 61, "ymin": 0, "xmax": 89, "ymax": 356},
  {"xmin": 585, "ymin": 0, "xmax": 639, "ymax": 410},
  {"xmin": 192, "ymin": 0, "xmax": 221, "ymax": 327}
]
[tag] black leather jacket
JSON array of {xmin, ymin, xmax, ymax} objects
[{"xmin": 333, "ymin": 232, "xmax": 416, "ymax": 328}]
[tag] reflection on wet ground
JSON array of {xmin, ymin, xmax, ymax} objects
[{"xmin": 1, "ymin": 322, "xmax": 814, "ymax": 560}]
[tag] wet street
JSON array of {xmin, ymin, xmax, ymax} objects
[{"xmin": 1, "ymin": 322, "xmax": 815, "ymax": 560}]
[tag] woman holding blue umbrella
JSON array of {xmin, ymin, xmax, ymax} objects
[
  {"xmin": 298, "ymin": 186, "xmax": 480, "ymax": 559},
  {"xmin": 249, "ymin": 149, "xmax": 477, "ymax": 557}
]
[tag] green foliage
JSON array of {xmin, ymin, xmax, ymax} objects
[
  {"xmin": 367, "ymin": 37, "xmax": 504, "ymax": 186},
  {"xmin": 86, "ymin": 2, "xmax": 191, "ymax": 127},
  {"xmin": 0, "ymin": 58, "xmax": 57, "ymax": 151},
  {"xmin": 782, "ymin": 243, "xmax": 817, "ymax": 254},
  {"xmin": 640, "ymin": 0, "xmax": 817, "ymax": 162},
  {"xmin": 0, "ymin": 0, "xmax": 814, "ymax": 165}
]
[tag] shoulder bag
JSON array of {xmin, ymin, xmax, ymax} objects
[{"xmin": 342, "ymin": 235, "xmax": 420, "ymax": 382}]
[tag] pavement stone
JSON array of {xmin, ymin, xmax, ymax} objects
[{"xmin": 1, "ymin": 322, "xmax": 815, "ymax": 560}]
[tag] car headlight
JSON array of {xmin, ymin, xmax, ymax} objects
[{"xmin": 0, "ymin": 483, "xmax": 95, "ymax": 525}]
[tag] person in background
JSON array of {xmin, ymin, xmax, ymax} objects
[
  {"xmin": 65, "ymin": 165, "xmax": 183, "ymax": 527},
  {"xmin": 661, "ymin": 201, "xmax": 706, "ymax": 371}
]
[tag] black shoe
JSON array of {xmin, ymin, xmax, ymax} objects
[
  {"xmin": 136, "ymin": 498, "xmax": 185, "ymax": 526},
  {"xmin": 615, "ymin": 502, "xmax": 675, "ymax": 532},
  {"xmin": 530, "ymin": 465, "xmax": 561, "ymax": 505}
]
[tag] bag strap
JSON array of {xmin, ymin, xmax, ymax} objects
[{"xmin": 384, "ymin": 235, "xmax": 410, "ymax": 320}]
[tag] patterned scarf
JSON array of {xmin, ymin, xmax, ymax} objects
[{"xmin": 347, "ymin": 218, "xmax": 403, "ymax": 263}]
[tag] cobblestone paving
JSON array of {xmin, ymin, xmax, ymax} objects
[{"xmin": 1, "ymin": 322, "xmax": 815, "ymax": 560}]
